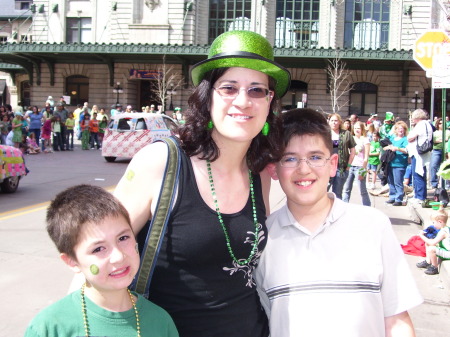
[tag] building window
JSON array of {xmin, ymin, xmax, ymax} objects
[
  {"xmin": 20, "ymin": 35, "xmax": 32, "ymax": 43},
  {"xmin": 349, "ymin": 82, "xmax": 377, "ymax": 116},
  {"xmin": 66, "ymin": 18, "xmax": 92, "ymax": 43},
  {"xmin": 275, "ymin": 0, "xmax": 320, "ymax": 48},
  {"xmin": 344, "ymin": 0, "xmax": 390, "ymax": 49},
  {"xmin": 66, "ymin": 75, "xmax": 89, "ymax": 106},
  {"xmin": 209, "ymin": 0, "xmax": 252, "ymax": 43},
  {"xmin": 281, "ymin": 80, "xmax": 308, "ymax": 110},
  {"xmin": 21, "ymin": 81, "xmax": 31, "ymax": 107},
  {"xmin": 15, "ymin": 1, "xmax": 31, "ymax": 10}
]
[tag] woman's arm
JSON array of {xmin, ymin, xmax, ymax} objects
[
  {"xmin": 363, "ymin": 142, "xmax": 370, "ymax": 168},
  {"xmin": 114, "ymin": 142, "xmax": 169, "ymax": 234},
  {"xmin": 260, "ymin": 167, "xmax": 272, "ymax": 216}
]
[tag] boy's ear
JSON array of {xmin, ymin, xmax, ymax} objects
[
  {"xmin": 266, "ymin": 163, "xmax": 279, "ymax": 180},
  {"xmin": 329, "ymin": 154, "xmax": 339, "ymax": 178},
  {"xmin": 60, "ymin": 253, "xmax": 81, "ymax": 273}
]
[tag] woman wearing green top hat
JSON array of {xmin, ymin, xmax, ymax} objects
[{"xmin": 114, "ymin": 30, "xmax": 290, "ymax": 336}]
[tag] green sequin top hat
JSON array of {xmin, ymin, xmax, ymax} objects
[
  {"xmin": 191, "ymin": 30, "xmax": 291, "ymax": 98},
  {"xmin": 385, "ymin": 111, "xmax": 394, "ymax": 121}
]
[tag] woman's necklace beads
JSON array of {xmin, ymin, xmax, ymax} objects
[{"xmin": 206, "ymin": 160, "xmax": 260, "ymax": 266}]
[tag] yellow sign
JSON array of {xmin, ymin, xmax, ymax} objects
[{"xmin": 413, "ymin": 30, "xmax": 450, "ymax": 71}]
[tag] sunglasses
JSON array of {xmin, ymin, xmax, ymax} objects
[{"xmin": 213, "ymin": 86, "xmax": 273, "ymax": 99}]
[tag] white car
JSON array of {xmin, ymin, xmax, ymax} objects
[{"xmin": 101, "ymin": 113, "xmax": 178, "ymax": 162}]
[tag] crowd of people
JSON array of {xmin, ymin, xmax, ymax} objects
[
  {"xmin": 327, "ymin": 109, "xmax": 450, "ymax": 207},
  {"xmin": 0, "ymin": 100, "xmax": 186, "ymax": 155}
]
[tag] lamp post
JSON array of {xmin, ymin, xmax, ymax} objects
[
  {"xmin": 167, "ymin": 84, "xmax": 176, "ymax": 111},
  {"xmin": 113, "ymin": 82, "xmax": 123, "ymax": 104},
  {"xmin": 411, "ymin": 91, "xmax": 422, "ymax": 110}
]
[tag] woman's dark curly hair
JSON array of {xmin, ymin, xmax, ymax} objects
[{"xmin": 179, "ymin": 68, "xmax": 282, "ymax": 173}]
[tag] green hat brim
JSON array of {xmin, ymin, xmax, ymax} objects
[{"xmin": 191, "ymin": 54, "xmax": 290, "ymax": 98}]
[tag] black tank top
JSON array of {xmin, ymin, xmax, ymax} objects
[{"xmin": 148, "ymin": 148, "xmax": 269, "ymax": 337}]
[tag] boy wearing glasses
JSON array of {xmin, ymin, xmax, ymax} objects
[{"xmin": 255, "ymin": 108, "xmax": 422, "ymax": 337}]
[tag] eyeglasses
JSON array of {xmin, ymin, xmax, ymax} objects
[
  {"xmin": 280, "ymin": 154, "xmax": 331, "ymax": 168},
  {"xmin": 213, "ymin": 86, "xmax": 272, "ymax": 99}
]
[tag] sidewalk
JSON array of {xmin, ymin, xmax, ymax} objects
[{"xmin": 370, "ymin": 185, "xmax": 450, "ymax": 287}]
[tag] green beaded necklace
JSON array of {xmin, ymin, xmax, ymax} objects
[
  {"xmin": 80, "ymin": 283, "xmax": 141, "ymax": 337},
  {"xmin": 206, "ymin": 159, "xmax": 260, "ymax": 266}
]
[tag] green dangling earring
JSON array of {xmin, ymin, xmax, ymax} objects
[
  {"xmin": 261, "ymin": 122, "xmax": 269, "ymax": 136},
  {"xmin": 207, "ymin": 120, "xmax": 214, "ymax": 130}
]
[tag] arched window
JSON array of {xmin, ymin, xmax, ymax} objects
[
  {"xmin": 349, "ymin": 82, "xmax": 377, "ymax": 116},
  {"xmin": 281, "ymin": 80, "xmax": 308, "ymax": 111},
  {"xmin": 66, "ymin": 75, "xmax": 89, "ymax": 106},
  {"xmin": 344, "ymin": 0, "xmax": 390, "ymax": 49},
  {"xmin": 276, "ymin": 0, "xmax": 320, "ymax": 48}
]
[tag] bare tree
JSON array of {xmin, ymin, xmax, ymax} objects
[
  {"xmin": 326, "ymin": 52, "xmax": 353, "ymax": 114},
  {"xmin": 152, "ymin": 55, "xmax": 185, "ymax": 112}
]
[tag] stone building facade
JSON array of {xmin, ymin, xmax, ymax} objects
[{"xmin": 0, "ymin": 0, "xmax": 449, "ymax": 120}]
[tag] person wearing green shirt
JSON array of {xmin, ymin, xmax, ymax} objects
[
  {"xmin": 367, "ymin": 131, "xmax": 381, "ymax": 189},
  {"xmin": 431, "ymin": 118, "xmax": 450, "ymax": 188},
  {"xmin": 24, "ymin": 185, "xmax": 179, "ymax": 337}
]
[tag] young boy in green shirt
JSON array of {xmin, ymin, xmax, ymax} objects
[
  {"xmin": 367, "ymin": 131, "xmax": 381, "ymax": 189},
  {"xmin": 417, "ymin": 209, "xmax": 450, "ymax": 275},
  {"xmin": 24, "ymin": 184, "xmax": 178, "ymax": 337}
]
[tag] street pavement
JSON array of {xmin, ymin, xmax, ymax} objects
[{"xmin": 0, "ymin": 147, "xmax": 449, "ymax": 336}]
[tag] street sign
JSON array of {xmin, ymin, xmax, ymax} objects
[
  {"xmin": 413, "ymin": 30, "xmax": 450, "ymax": 71},
  {"xmin": 432, "ymin": 54, "xmax": 450, "ymax": 88}
]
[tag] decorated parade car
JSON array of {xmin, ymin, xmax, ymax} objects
[
  {"xmin": 102, "ymin": 113, "xmax": 178, "ymax": 162},
  {"xmin": 0, "ymin": 144, "xmax": 27, "ymax": 193}
]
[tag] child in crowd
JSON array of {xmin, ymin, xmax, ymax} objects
[
  {"xmin": 417, "ymin": 209, "xmax": 450, "ymax": 275},
  {"xmin": 0, "ymin": 114, "xmax": 9, "ymax": 144},
  {"xmin": 27, "ymin": 132, "xmax": 41, "ymax": 154},
  {"xmin": 24, "ymin": 184, "xmax": 179, "ymax": 337},
  {"xmin": 19, "ymin": 134, "xmax": 29, "ymax": 154},
  {"xmin": 51, "ymin": 116, "xmax": 64, "ymax": 151},
  {"xmin": 89, "ymin": 112, "xmax": 100, "ymax": 149},
  {"xmin": 65, "ymin": 111, "xmax": 75, "ymax": 150},
  {"xmin": 80, "ymin": 113, "xmax": 90, "ymax": 150},
  {"xmin": 255, "ymin": 108, "xmax": 422, "ymax": 337},
  {"xmin": 41, "ymin": 118, "xmax": 52, "ymax": 153},
  {"xmin": 98, "ymin": 115, "xmax": 108, "ymax": 149},
  {"xmin": 367, "ymin": 131, "xmax": 381, "ymax": 189}
]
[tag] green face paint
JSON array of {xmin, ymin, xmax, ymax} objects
[
  {"xmin": 126, "ymin": 169, "xmax": 135, "ymax": 181},
  {"xmin": 90, "ymin": 264, "xmax": 99, "ymax": 275}
]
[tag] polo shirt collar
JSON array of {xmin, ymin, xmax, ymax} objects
[{"xmin": 281, "ymin": 192, "xmax": 347, "ymax": 234}]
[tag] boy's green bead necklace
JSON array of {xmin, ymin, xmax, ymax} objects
[
  {"xmin": 206, "ymin": 160, "xmax": 260, "ymax": 266},
  {"xmin": 80, "ymin": 283, "xmax": 141, "ymax": 337}
]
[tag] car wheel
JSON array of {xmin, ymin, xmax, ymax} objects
[
  {"xmin": 104, "ymin": 156, "xmax": 117, "ymax": 162},
  {"xmin": 1, "ymin": 176, "xmax": 20, "ymax": 193}
]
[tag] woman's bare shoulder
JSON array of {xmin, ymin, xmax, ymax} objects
[{"xmin": 114, "ymin": 141, "xmax": 170, "ymax": 232}]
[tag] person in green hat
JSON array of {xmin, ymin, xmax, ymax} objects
[
  {"xmin": 379, "ymin": 111, "xmax": 395, "ymax": 139},
  {"xmin": 114, "ymin": 30, "xmax": 290, "ymax": 337}
]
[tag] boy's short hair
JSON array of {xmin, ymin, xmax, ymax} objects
[
  {"xmin": 46, "ymin": 184, "xmax": 131, "ymax": 259},
  {"xmin": 433, "ymin": 209, "xmax": 448, "ymax": 224},
  {"xmin": 281, "ymin": 108, "xmax": 333, "ymax": 153}
]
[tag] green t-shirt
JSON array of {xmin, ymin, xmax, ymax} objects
[
  {"xmin": 368, "ymin": 141, "xmax": 381, "ymax": 165},
  {"xmin": 24, "ymin": 289, "xmax": 179, "ymax": 337}
]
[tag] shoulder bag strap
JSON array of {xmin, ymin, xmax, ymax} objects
[{"xmin": 131, "ymin": 136, "xmax": 180, "ymax": 298}]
